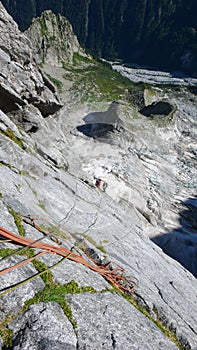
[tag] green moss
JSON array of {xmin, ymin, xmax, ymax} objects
[
  {"xmin": 23, "ymin": 283, "xmax": 78, "ymax": 329},
  {"xmin": 39, "ymin": 223, "xmax": 68, "ymax": 242},
  {"xmin": 0, "ymin": 325, "xmax": 13, "ymax": 348},
  {"xmin": 32, "ymin": 260, "xmax": 54, "ymax": 284},
  {"xmin": 0, "ymin": 162, "xmax": 27, "ymax": 176},
  {"xmin": 23, "ymin": 257, "xmax": 97, "ymax": 330},
  {"xmin": 32, "ymin": 190, "xmax": 38, "ymax": 197},
  {"xmin": 8, "ymin": 208, "xmax": 25, "ymax": 237},
  {"xmin": 18, "ymin": 170, "xmax": 29, "ymax": 176},
  {"xmin": 46, "ymin": 74, "xmax": 63, "ymax": 92},
  {"xmin": 39, "ymin": 18, "xmax": 48, "ymax": 35},
  {"xmin": 0, "ymin": 192, "xmax": 2, "ymax": 198},
  {"xmin": 23, "ymin": 277, "xmax": 95, "ymax": 329},
  {"xmin": 62, "ymin": 58, "xmax": 131, "ymax": 103},
  {"xmin": 0, "ymin": 247, "xmax": 35, "ymax": 260},
  {"xmin": 0, "ymin": 128, "xmax": 24, "ymax": 149},
  {"xmin": 73, "ymin": 52, "xmax": 94, "ymax": 65},
  {"xmin": 19, "ymin": 247, "xmax": 35, "ymax": 259},
  {"xmin": 0, "ymin": 248, "xmax": 16, "ymax": 258},
  {"xmin": 84, "ymin": 235, "xmax": 106, "ymax": 254},
  {"xmin": 63, "ymin": 280, "xmax": 96, "ymax": 294},
  {"xmin": 95, "ymin": 245, "xmax": 106, "ymax": 254},
  {"xmin": 38, "ymin": 201, "xmax": 47, "ymax": 212},
  {"xmin": 0, "ymin": 162, "xmax": 12, "ymax": 168}
]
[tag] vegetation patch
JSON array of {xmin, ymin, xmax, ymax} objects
[
  {"xmin": 84, "ymin": 235, "xmax": 106, "ymax": 254},
  {"xmin": 39, "ymin": 18, "xmax": 48, "ymax": 36},
  {"xmin": 0, "ymin": 128, "xmax": 24, "ymax": 149},
  {"xmin": 24, "ymin": 259, "xmax": 96, "ymax": 330},
  {"xmin": 0, "ymin": 161, "xmax": 12, "ymax": 169},
  {"xmin": 20, "ymin": 247, "xmax": 35, "ymax": 259},
  {"xmin": 62, "ymin": 58, "xmax": 132, "ymax": 103},
  {"xmin": 39, "ymin": 223, "xmax": 69, "ymax": 241},
  {"xmin": 128, "ymin": 82, "xmax": 148, "ymax": 109},
  {"xmin": 23, "ymin": 284, "xmax": 78, "ymax": 329},
  {"xmin": 38, "ymin": 201, "xmax": 47, "ymax": 212},
  {"xmin": 8, "ymin": 208, "xmax": 25, "ymax": 237},
  {"xmin": 73, "ymin": 52, "xmax": 94, "ymax": 65},
  {"xmin": 0, "ymin": 324, "xmax": 13, "ymax": 348},
  {"xmin": 0, "ymin": 248, "xmax": 16, "ymax": 258},
  {"xmin": 46, "ymin": 74, "xmax": 63, "ymax": 92},
  {"xmin": 0, "ymin": 247, "xmax": 35, "ymax": 261}
]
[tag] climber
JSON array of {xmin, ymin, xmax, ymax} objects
[
  {"xmin": 95, "ymin": 178, "xmax": 102, "ymax": 188},
  {"xmin": 95, "ymin": 177, "xmax": 108, "ymax": 192}
]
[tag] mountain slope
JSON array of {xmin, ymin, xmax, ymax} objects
[
  {"xmin": 0, "ymin": 4, "xmax": 197, "ymax": 350},
  {"xmin": 1, "ymin": 0, "xmax": 197, "ymax": 73}
]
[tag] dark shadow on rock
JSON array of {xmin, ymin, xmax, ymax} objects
[
  {"xmin": 77, "ymin": 123, "xmax": 115, "ymax": 138},
  {"xmin": 151, "ymin": 196, "xmax": 197, "ymax": 277},
  {"xmin": 78, "ymin": 102, "xmax": 124, "ymax": 142},
  {"xmin": 0, "ymin": 84, "xmax": 25, "ymax": 113},
  {"xmin": 140, "ymin": 101, "xmax": 174, "ymax": 117}
]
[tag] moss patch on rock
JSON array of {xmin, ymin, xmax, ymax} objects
[
  {"xmin": 8, "ymin": 208, "xmax": 25, "ymax": 237},
  {"xmin": 0, "ymin": 128, "xmax": 24, "ymax": 149},
  {"xmin": 24, "ymin": 259, "xmax": 96, "ymax": 330}
]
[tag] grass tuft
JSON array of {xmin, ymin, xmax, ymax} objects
[
  {"xmin": 8, "ymin": 208, "xmax": 25, "ymax": 237},
  {"xmin": 0, "ymin": 128, "xmax": 24, "ymax": 149}
]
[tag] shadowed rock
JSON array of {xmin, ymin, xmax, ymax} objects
[
  {"xmin": 83, "ymin": 101, "xmax": 124, "ymax": 127},
  {"xmin": 78, "ymin": 101, "xmax": 124, "ymax": 138},
  {"xmin": 140, "ymin": 101, "xmax": 174, "ymax": 117},
  {"xmin": 152, "ymin": 196, "xmax": 197, "ymax": 277}
]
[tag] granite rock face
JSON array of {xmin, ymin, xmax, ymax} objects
[
  {"xmin": 0, "ymin": 3, "xmax": 62, "ymax": 118},
  {"xmin": 10, "ymin": 302, "xmax": 77, "ymax": 350},
  {"xmin": 67, "ymin": 292, "xmax": 179, "ymax": 350},
  {"xmin": 25, "ymin": 10, "xmax": 87, "ymax": 66},
  {"xmin": 0, "ymin": 3, "xmax": 197, "ymax": 350}
]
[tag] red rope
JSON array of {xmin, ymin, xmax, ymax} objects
[{"xmin": 0, "ymin": 225, "xmax": 138, "ymax": 294}]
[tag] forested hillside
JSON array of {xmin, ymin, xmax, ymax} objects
[{"xmin": 2, "ymin": 0, "xmax": 197, "ymax": 73}]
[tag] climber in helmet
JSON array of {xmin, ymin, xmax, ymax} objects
[{"xmin": 95, "ymin": 177, "xmax": 108, "ymax": 192}]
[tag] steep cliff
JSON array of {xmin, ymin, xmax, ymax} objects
[
  {"xmin": 0, "ymin": 2, "xmax": 62, "ymax": 117},
  {"xmin": 1, "ymin": 0, "xmax": 197, "ymax": 73},
  {"xmin": 0, "ymin": 4, "xmax": 197, "ymax": 350},
  {"xmin": 25, "ymin": 10, "xmax": 87, "ymax": 66}
]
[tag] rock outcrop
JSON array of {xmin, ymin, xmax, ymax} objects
[
  {"xmin": 0, "ymin": 3, "xmax": 62, "ymax": 118},
  {"xmin": 0, "ymin": 3, "xmax": 197, "ymax": 350},
  {"xmin": 25, "ymin": 10, "xmax": 87, "ymax": 66}
]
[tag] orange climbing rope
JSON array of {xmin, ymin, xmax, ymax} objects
[
  {"xmin": 0, "ymin": 224, "xmax": 138, "ymax": 294},
  {"xmin": 0, "ymin": 251, "xmax": 48, "ymax": 276}
]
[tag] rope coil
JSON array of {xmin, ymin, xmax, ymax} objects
[{"xmin": 0, "ymin": 221, "xmax": 138, "ymax": 295}]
